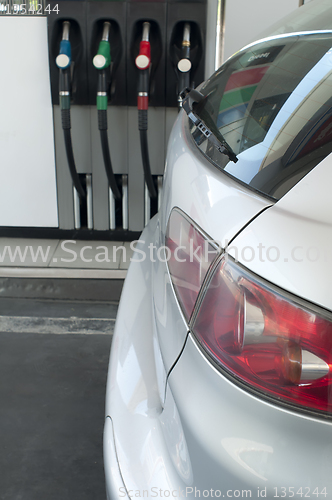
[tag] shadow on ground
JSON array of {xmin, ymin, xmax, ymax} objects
[{"xmin": 0, "ymin": 331, "xmax": 113, "ymax": 500}]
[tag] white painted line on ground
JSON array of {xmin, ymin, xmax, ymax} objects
[
  {"xmin": 0, "ymin": 268, "xmax": 127, "ymax": 279},
  {"xmin": 0, "ymin": 316, "xmax": 115, "ymax": 335}
]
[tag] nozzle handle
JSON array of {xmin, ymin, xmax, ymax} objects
[
  {"xmin": 93, "ymin": 41, "xmax": 111, "ymax": 70},
  {"xmin": 56, "ymin": 21, "xmax": 71, "ymax": 69},
  {"xmin": 93, "ymin": 22, "xmax": 112, "ymax": 70},
  {"xmin": 135, "ymin": 22, "xmax": 151, "ymax": 70},
  {"xmin": 177, "ymin": 22, "xmax": 191, "ymax": 98}
]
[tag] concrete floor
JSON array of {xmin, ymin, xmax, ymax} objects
[
  {"xmin": 0, "ymin": 238, "xmax": 135, "ymax": 280},
  {"xmin": 0, "ymin": 279, "xmax": 120, "ymax": 500}
]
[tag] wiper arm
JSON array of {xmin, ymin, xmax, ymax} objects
[{"xmin": 181, "ymin": 88, "xmax": 238, "ymax": 163}]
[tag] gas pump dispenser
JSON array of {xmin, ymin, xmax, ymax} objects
[
  {"xmin": 48, "ymin": 0, "xmax": 207, "ymax": 235},
  {"xmin": 0, "ymin": 0, "xmax": 207, "ymax": 237}
]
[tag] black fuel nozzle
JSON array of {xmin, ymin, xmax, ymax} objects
[
  {"xmin": 177, "ymin": 23, "xmax": 192, "ymax": 109},
  {"xmin": 56, "ymin": 21, "xmax": 85, "ymax": 200}
]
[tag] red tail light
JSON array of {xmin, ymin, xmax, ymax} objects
[
  {"xmin": 193, "ymin": 257, "xmax": 332, "ymax": 415},
  {"xmin": 165, "ymin": 209, "xmax": 219, "ymax": 321}
]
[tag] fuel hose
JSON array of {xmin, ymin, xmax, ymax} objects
[
  {"xmin": 56, "ymin": 21, "xmax": 85, "ymax": 199},
  {"xmin": 135, "ymin": 22, "xmax": 157, "ymax": 200},
  {"xmin": 93, "ymin": 22, "xmax": 121, "ymax": 201}
]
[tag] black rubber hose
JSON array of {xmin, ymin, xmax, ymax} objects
[
  {"xmin": 61, "ymin": 109, "xmax": 86, "ymax": 199},
  {"xmin": 138, "ymin": 110, "xmax": 157, "ymax": 199},
  {"xmin": 98, "ymin": 110, "xmax": 121, "ymax": 201}
]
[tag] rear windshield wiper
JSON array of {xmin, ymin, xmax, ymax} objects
[{"xmin": 181, "ymin": 88, "xmax": 238, "ymax": 163}]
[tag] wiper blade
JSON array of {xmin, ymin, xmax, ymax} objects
[{"xmin": 181, "ymin": 88, "xmax": 238, "ymax": 164}]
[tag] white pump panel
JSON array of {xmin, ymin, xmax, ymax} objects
[{"xmin": 0, "ymin": 17, "xmax": 58, "ymax": 227}]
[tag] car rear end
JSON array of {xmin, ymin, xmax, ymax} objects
[{"xmin": 104, "ymin": 10, "xmax": 332, "ymax": 499}]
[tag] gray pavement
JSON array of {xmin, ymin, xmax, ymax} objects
[{"xmin": 0, "ymin": 278, "xmax": 120, "ymax": 500}]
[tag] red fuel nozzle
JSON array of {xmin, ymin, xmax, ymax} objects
[
  {"xmin": 135, "ymin": 22, "xmax": 151, "ymax": 70},
  {"xmin": 136, "ymin": 22, "xmax": 151, "ymax": 110}
]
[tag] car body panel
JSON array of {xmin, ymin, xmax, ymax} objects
[
  {"xmin": 167, "ymin": 333, "xmax": 332, "ymax": 496},
  {"xmin": 104, "ymin": 217, "xmax": 193, "ymax": 497},
  {"xmin": 105, "ymin": 245, "xmax": 332, "ymax": 498},
  {"xmin": 149, "ymin": 214, "xmax": 190, "ymax": 390},
  {"xmin": 154, "ymin": 113, "xmax": 273, "ymax": 375},
  {"xmin": 151, "ymin": 226, "xmax": 190, "ymax": 384},
  {"xmin": 103, "ymin": 416, "xmax": 130, "ymax": 500},
  {"xmin": 105, "ymin": 216, "xmax": 167, "ymax": 422},
  {"xmin": 228, "ymin": 152, "xmax": 332, "ymax": 311},
  {"xmin": 160, "ymin": 113, "xmax": 272, "ymax": 244}
]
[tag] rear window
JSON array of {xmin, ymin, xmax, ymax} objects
[{"xmin": 189, "ymin": 32, "xmax": 332, "ymax": 200}]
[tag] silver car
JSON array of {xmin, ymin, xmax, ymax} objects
[{"xmin": 104, "ymin": 2, "xmax": 332, "ymax": 498}]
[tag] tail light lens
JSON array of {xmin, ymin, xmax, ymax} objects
[
  {"xmin": 193, "ymin": 257, "xmax": 332, "ymax": 415},
  {"xmin": 165, "ymin": 209, "xmax": 219, "ymax": 321}
]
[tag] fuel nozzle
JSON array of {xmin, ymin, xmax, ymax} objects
[
  {"xmin": 93, "ymin": 22, "xmax": 112, "ymax": 113},
  {"xmin": 135, "ymin": 21, "xmax": 157, "ymax": 200},
  {"xmin": 56, "ymin": 21, "xmax": 71, "ymax": 70},
  {"xmin": 178, "ymin": 23, "xmax": 191, "ymax": 73},
  {"xmin": 177, "ymin": 23, "xmax": 192, "ymax": 108},
  {"xmin": 56, "ymin": 21, "xmax": 71, "ymax": 110},
  {"xmin": 135, "ymin": 22, "xmax": 151, "ymax": 113},
  {"xmin": 93, "ymin": 22, "xmax": 112, "ymax": 71},
  {"xmin": 135, "ymin": 22, "xmax": 151, "ymax": 71},
  {"xmin": 56, "ymin": 20, "xmax": 85, "ymax": 200},
  {"xmin": 93, "ymin": 21, "xmax": 121, "ymax": 201}
]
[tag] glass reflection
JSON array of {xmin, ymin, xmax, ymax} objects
[{"xmin": 190, "ymin": 33, "xmax": 332, "ymax": 200}]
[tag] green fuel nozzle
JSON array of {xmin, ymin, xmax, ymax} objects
[
  {"xmin": 93, "ymin": 22, "xmax": 112, "ymax": 111},
  {"xmin": 93, "ymin": 22, "xmax": 112, "ymax": 70},
  {"xmin": 93, "ymin": 21, "xmax": 121, "ymax": 201}
]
